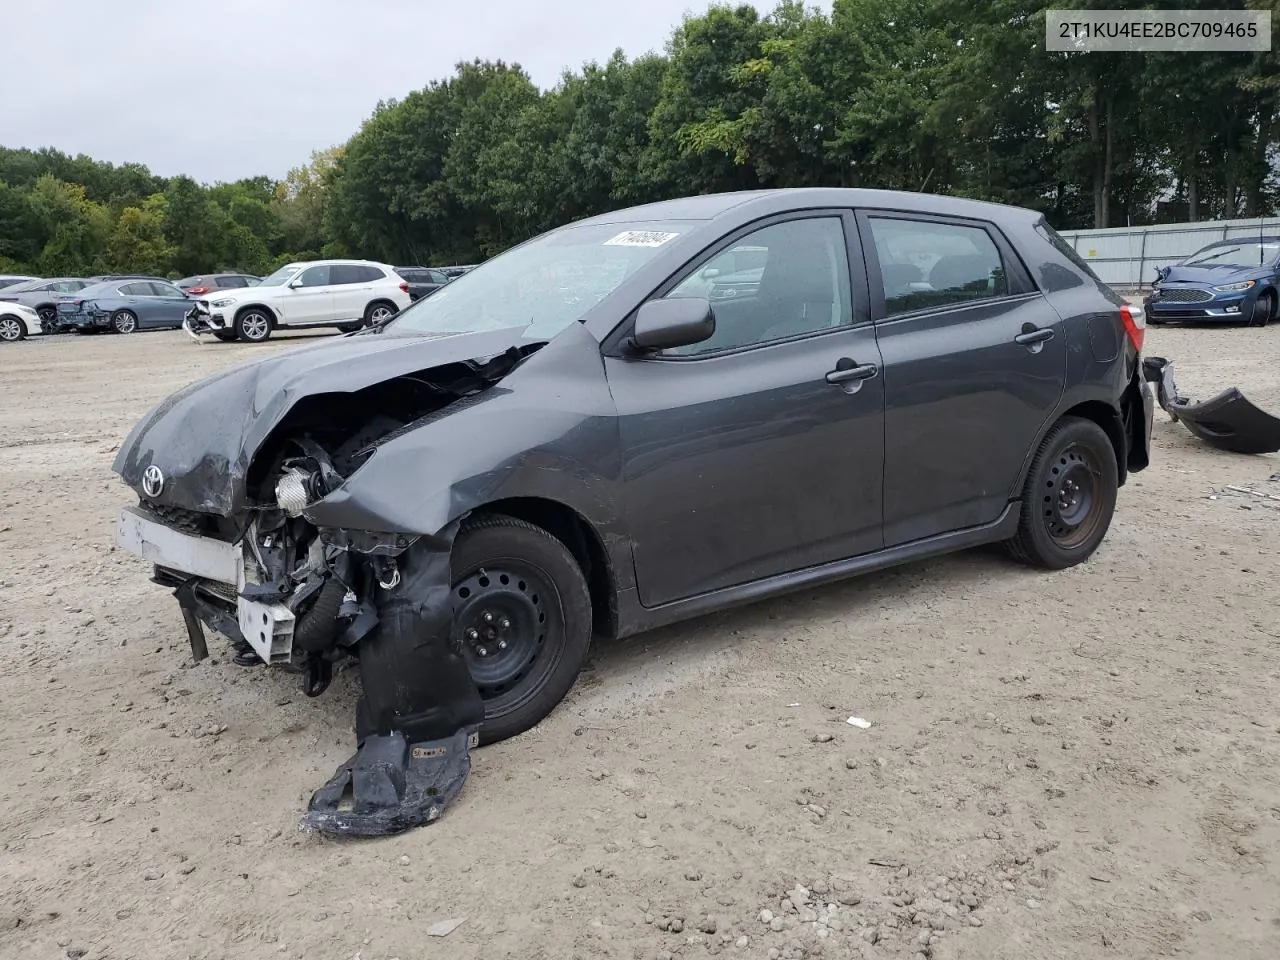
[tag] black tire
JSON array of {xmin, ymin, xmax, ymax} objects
[
  {"xmin": 213, "ymin": 330, "xmax": 238, "ymax": 342},
  {"xmin": 1248, "ymin": 291, "xmax": 1274, "ymax": 328},
  {"xmin": 111, "ymin": 310, "xmax": 138, "ymax": 334},
  {"xmin": 337, "ymin": 322, "xmax": 362, "ymax": 333},
  {"xmin": 235, "ymin": 307, "xmax": 273, "ymax": 342},
  {"xmin": 37, "ymin": 305, "xmax": 57, "ymax": 328},
  {"xmin": 363, "ymin": 300, "xmax": 397, "ymax": 327},
  {"xmin": 1007, "ymin": 416, "xmax": 1118, "ymax": 570},
  {"xmin": 0, "ymin": 314, "xmax": 27, "ymax": 342},
  {"xmin": 450, "ymin": 515, "xmax": 592, "ymax": 744}
]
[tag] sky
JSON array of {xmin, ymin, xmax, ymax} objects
[{"xmin": 3, "ymin": 0, "xmax": 820, "ymax": 185}]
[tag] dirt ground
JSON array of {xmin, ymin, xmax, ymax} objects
[{"xmin": 2, "ymin": 321, "xmax": 1279, "ymax": 960}]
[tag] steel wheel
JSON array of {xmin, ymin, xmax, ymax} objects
[
  {"xmin": 112, "ymin": 310, "xmax": 138, "ymax": 334},
  {"xmin": 1007, "ymin": 416, "xmax": 1118, "ymax": 570},
  {"xmin": 0, "ymin": 316, "xmax": 24, "ymax": 341},
  {"xmin": 237, "ymin": 310, "xmax": 271, "ymax": 342},
  {"xmin": 1043, "ymin": 444, "xmax": 1105, "ymax": 549},
  {"xmin": 452, "ymin": 564, "xmax": 557, "ymax": 702}
]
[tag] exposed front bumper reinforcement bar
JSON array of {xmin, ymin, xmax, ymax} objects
[{"xmin": 1142, "ymin": 356, "xmax": 1280, "ymax": 455}]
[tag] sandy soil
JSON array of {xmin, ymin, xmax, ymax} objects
[{"xmin": 2, "ymin": 322, "xmax": 1279, "ymax": 960}]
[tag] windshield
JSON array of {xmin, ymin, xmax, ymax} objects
[
  {"xmin": 1183, "ymin": 242, "xmax": 1280, "ymax": 267},
  {"xmin": 256, "ymin": 264, "xmax": 304, "ymax": 286},
  {"xmin": 385, "ymin": 221, "xmax": 697, "ymax": 338}
]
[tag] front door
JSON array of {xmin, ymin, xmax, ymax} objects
[
  {"xmin": 147, "ymin": 281, "xmax": 193, "ymax": 326},
  {"xmin": 605, "ymin": 212, "xmax": 886, "ymax": 608},
  {"xmin": 859, "ymin": 211, "xmax": 1068, "ymax": 546},
  {"xmin": 284, "ymin": 264, "xmax": 335, "ymax": 325}
]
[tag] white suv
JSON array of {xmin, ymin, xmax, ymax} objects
[{"xmin": 184, "ymin": 259, "xmax": 412, "ymax": 342}]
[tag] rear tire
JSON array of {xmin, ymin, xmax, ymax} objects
[
  {"xmin": 363, "ymin": 300, "xmax": 397, "ymax": 327},
  {"xmin": 37, "ymin": 305, "xmax": 57, "ymax": 328},
  {"xmin": 213, "ymin": 330, "xmax": 238, "ymax": 342},
  {"xmin": 1007, "ymin": 416, "xmax": 1118, "ymax": 570},
  {"xmin": 235, "ymin": 308, "xmax": 273, "ymax": 342},
  {"xmin": 1248, "ymin": 291, "xmax": 1274, "ymax": 328},
  {"xmin": 111, "ymin": 310, "xmax": 138, "ymax": 334},
  {"xmin": 450, "ymin": 515, "xmax": 592, "ymax": 745}
]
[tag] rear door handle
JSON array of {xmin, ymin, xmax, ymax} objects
[
  {"xmin": 1014, "ymin": 327, "xmax": 1055, "ymax": 346},
  {"xmin": 825, "ymin": 361, "xmax": 879, "ymax": 384}
]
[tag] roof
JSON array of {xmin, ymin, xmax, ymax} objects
[{"xmin": 571, "ymin": 188, "xmax": 1041, "ymax": 227}]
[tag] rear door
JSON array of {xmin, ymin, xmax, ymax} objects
[
  {"xmin": 605, "ymin": 211, "xmax": 886, "ymax": 607},
  {"xmin": 330, "ymin": 264, "xmax": 377, "ymax": 319},
  {"xmin": 859, "ymin": 210, "xmax": 1067, "ymax": 546}
]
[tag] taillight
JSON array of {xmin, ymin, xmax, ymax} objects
[
  {"xmin": 399, "ymin": 281, "xmax": 410, "ymax": 294},
  {"xmin": 1120, "ymin": 303, "xmax": 1145, "ymax": 351},
  {"xmin": 189, "ymin": 286, "xmax": 209, "ymax": 295}
]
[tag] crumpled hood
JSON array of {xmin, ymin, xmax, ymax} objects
[
  {"xmin": 1159, "ymin": 263, "xmax": 1270, "ymax": 286},
  {"xmin": 112, "ymin": 326, "xmax": 534, "ymax": 516}
]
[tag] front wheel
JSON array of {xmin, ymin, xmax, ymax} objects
[
  {"xmin": 0, "ymin": 314, "xmax": 27, "ymax": 342},
  {"xmin": 235, "ymin": 308, "xmax": 273, "ymax": 342},
  {"xmin": 111, "ymin": 310, "xmax": 138, "ymax": 334},
  {"xmin": 1007, "ymin": 417, "xmax": 1118, "ymax": 570},
  {"xmin": 450, "ymin": 516, "xmax": 592, "ymax": 744},
  {"xmin": 1248, "ymin": 291, "xmax": 1274, "ymax": 328},
  {"xmin": 213, "ymin": 330, "xmax": 238, "ymax": 342}
]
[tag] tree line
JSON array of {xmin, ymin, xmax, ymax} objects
[{"xmin": 3, "ymin": 0, "xmax": 1279, "ymax": 278}]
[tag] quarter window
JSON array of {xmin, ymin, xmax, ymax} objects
[
  {"xmin": 868, "ymin": 217, "xmax": 1008, "ymax": 317},
  {"xmin": 662, "ymin": 217, "xmax": 852, "ymax": 356}
]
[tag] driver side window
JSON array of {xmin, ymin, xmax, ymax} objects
[
  {"xmin": 661, "ymin": 217, "xmax": 852, "ymax": 356},
  {"xmin": 296, "ymin": 265, "xmax": 331, "ymax": 287}
]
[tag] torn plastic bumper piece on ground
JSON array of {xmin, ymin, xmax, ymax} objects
[
  {"xmin": 301, "ymin": 530, "xmax": 486, "ymax": 837},
  {"xmin": 1141, "ymin": 356, "xmax": 1280, "ymax": 455}
]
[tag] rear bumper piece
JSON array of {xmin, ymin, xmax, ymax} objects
[
  {"xmin": 1142, "ymin": 356, "xmax": 1280, "ymax": 454},
  {"xmin": 115, "ymin": 505, "xmax": 295, "ymax": 662}
]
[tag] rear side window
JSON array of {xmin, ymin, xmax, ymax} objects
[
  {"xmin": 400, "ymin": 269, "xmax": 426, "ymax": 282},
  {"xmin": 361, "ymin": 265, "xmax": 386, "ymax": 282},
  {"xmin": 119, "ymin": 282, "xmax": 150, "ymax": 296},
  {"xmin": 1036, "ymin": 221, "xmax": 1102, "ymax": 282},
  {"xmin": 218, "ymin": 276, "xmax": 247, "ymax": 288},
  {"xmin": 867, "ymin": 217, "xmax": 1008, "ymax": 316}
]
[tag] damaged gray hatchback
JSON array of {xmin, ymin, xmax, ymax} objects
[{"xmin": 112, "ymin": 188, "xmax": 1154, "ymax": 834}]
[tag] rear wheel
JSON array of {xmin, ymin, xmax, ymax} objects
[
  {"xmin": 1007, "ymin": 417, "xmax": 1118, "ymax": 570},
  {"xmin": 0, "ymin": 315, "xmax": 27, "ymax": 342},
  {"xmin": 111, "ymin": 310, "xmax": 138, "ymax": 334},
  {"xmin": 235, "ymin": 308, "xmax": 273, "ymax": 342},
  {"xmin": 363, "ymin": 300, "xmax": 397, "ymax": 327},
  {"xmin": 37, "ymin": 305, "xmax": 57, "ymax": 328},
  {"xmin": 450, "ymin": 516, "xmax": 592, "ymax": 745},
  {"xmin": 1248, "ymin": 291, "xmax": 1274, "ymax": 327}
]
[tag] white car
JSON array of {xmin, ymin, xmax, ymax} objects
[
  {"xmin": 0, "ymin": 302, "xmax": 43, "ymax": 341},
  {"xmin": 183, "ymin": 259, "xmax": 412, "ymax": 343}
]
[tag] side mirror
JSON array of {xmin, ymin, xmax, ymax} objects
[
  {"xmin": 701, "ymin": 267, "xmax": 721, "ymax": 280},
  {"xmin": 288, "ymin": 277, "xmax": 303, "ymax": 289},
  {"xmin": 631, "ymin": 297, "xmax": 715, "ymax": 351}
]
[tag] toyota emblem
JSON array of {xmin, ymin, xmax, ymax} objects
[{"xmin": 142, "ymin": 465, "xmax": 165, "ymax": 499}]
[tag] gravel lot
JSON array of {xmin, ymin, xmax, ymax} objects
[{"xmin": 2, "ymin": 323, "xmax": 1279, "ymax": 960}]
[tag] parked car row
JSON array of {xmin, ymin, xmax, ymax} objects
[{"xmin": 0, "ymin": 261, "xmax": 435, "ymax": 342}]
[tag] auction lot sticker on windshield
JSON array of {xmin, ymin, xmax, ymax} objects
[{"xmin": 605, "ymin": 230, "xmax": 680, "ymax": 247}]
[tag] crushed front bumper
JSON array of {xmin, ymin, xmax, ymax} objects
[
  {"xmin": 182, "ymin": 301, "xmax": 232, "ymax": 340},
  {"xmin": 115, "ymin": 505, "xmax": 296, "ymax": 663}
]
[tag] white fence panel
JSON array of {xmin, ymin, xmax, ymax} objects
[{"xmin": 1059, "ymin": 219, "xmax": 1280, "ymax": 288}]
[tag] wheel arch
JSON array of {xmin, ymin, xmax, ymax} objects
[
  {"xmin": 1029, "ymin": 401, "xmax": 1127, "ymax": 491},
  {"xmin": 466, "ymin": 496, "xmax": 618, "ymax": 640},
  {"xmin": 233, "ymin": 302, "xmax": 279, "ymax": 324}
]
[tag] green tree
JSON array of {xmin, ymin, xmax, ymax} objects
[{"xmin": 106, "ymin": 194, "xmax": 176, "ymax": 275}]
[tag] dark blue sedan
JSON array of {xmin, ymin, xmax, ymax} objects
[
  {"xmin": 55, "ymin": 279, "xmax": 194, "ymax": 334},
  {"xmin": 1146, "ymin": 237, "xmax": 1280, "ymax": 327}
]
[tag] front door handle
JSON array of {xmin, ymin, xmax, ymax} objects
[
  {"xmin": 825, "ymin": 360, "xmax": 879, "ymax": 384},
  {"xmin": 1014, "ymin": 326, "xmax": 1055, "ymax": 346}
]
